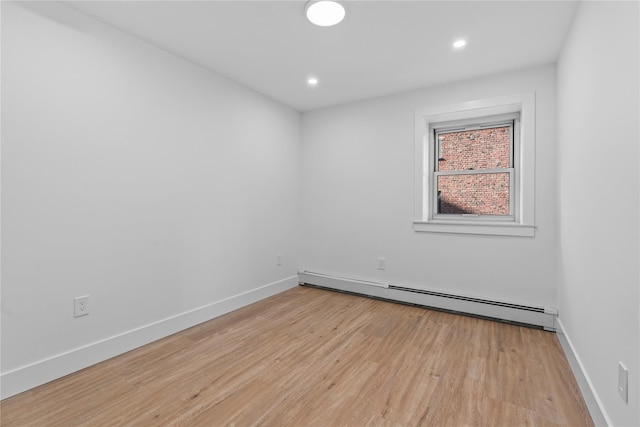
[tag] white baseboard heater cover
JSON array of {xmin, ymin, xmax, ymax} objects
[{"xmin": 298, "ymin": 270, "xmax": 556, "ymax": 331}]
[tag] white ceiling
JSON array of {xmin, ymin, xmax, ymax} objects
[{"xmin": 64, "ymin": 1, "xmax": 579, "ymax": 112}]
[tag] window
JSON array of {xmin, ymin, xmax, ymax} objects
[
  {"xmin": 414, "ymin": 93, "xmax": 535, "ymax": 236},
  {"xmin": 433, "ymin": 114, "xmax": 517, "ymax": 219}
]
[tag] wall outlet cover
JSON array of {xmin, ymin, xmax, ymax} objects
[
  {"xmin": 618, "ymin": 362, "xmax": 628, "ymax": 403},
  {"xmin": 74, "ymin": 295, "xmax": 90, "ymax": 317}
]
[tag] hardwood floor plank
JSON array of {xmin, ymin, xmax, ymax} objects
[{"xmin": 1, "ymin": 286, "xmax": 594, "ymax": 426}]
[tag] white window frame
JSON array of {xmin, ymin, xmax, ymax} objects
[
  {"xmin": 432, "ymin": 114, "xmax": 518, "ymax": 221},
  {"xmin": 413, "ymin": 93, "xmax": 536, "ymax": 237}
]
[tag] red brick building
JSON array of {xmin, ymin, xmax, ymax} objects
[{"xmin": 436, "ymin": 126, "xmax": 511, "ymax": 215}]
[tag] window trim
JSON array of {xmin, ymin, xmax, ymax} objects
[{"xmin": 413, "ymin": 93, "xmax": 536, "ymax": 237}]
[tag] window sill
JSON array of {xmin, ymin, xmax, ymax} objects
[{"xmin": 413, "ymin": 220, "xmax": 535, "ymax": 237}]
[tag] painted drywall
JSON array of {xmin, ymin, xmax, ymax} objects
[
  {"xmin": 301, "ymin": 65, "xmax": 557, "ymax": 308},
  {"xmin": 1, "ymin": 1, "xmax": 301, "ymax": 395},
  {"xmin": 557, "ymin": 2, "xmax": 640, "ymax": 426}
]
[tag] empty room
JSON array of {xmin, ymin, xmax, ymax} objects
[{"xmin": 1, "ymin": 1, "xmax": 638, "ymax": 426}]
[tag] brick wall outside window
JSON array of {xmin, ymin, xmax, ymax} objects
[{"xmin": 437, "ymin": 127, "xmax": 511, "ymax": 215}]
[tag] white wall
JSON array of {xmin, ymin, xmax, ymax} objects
[
  {"xmin": 1, "ymin": 1, "xmax": 301, "ymax": 397},
  {"xmin": 557, "ymin": 2, "xmax": 639, "ymax": 426},
  {"xmin": 301, "ymin": 65, "xmax": 557, "ymax": 308}
]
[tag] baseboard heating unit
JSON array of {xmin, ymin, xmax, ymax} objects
[{"xmin": 298, "ymin": 270, "xmax": 557, "ymax": 331}]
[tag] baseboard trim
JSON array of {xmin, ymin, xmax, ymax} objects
[
  {"xmin": 555, "ymin": 318, "xmax": 610, "ymax": 427},
  {"xmin": 1, "ymin": 276, "xmax": 298, "ymax": 400}
]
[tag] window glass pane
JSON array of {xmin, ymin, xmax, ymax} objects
[
  {"xmin": 437, "ymin": 173, "xmax": 510, "ymax": 215},
  {"xmin": 437, "ymin": 126, "xmax": 511, "ymax": 171}
]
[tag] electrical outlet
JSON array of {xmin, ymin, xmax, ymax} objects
[
  {"xmin": 276, "ymin": 253, "xmax": 283, "ymax": 266},
  {"xmin": 618, "ymin": 362, "xmax": 628, "ymax": 403},
  {"xmin": 74, "ymin": 295, "xmax": 90, "ymax": 317},
  {"xmin": 378, "ymin": 257, "xmax": 386, "ymax": 270}
]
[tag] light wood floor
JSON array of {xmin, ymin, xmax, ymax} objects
[{"xmin": 1, "ymin": 286, "xmax": 593, "ymax": 426}]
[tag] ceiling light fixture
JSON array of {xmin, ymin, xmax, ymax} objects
[
  {"xmin": 307, "ymin": 77, "xmax": 319, "ymax": 86},
  {"xmin": 453, "ymin": 39, "xmax": 467, "ymax": 48},
  {"xmin": 306, "ymin": 1, "xmax": 345, "ymax": 27}
]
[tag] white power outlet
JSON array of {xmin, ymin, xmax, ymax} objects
[
  {"xmin": 74, "ymin": 295, "xmax": 90, "ymax": 317},
  {"xmin": 378, "ymin": 257, "xmax": 386, "ymax": 270},
  {"xmin": 276, "ymin": 253, "xmax": 283, "ymax": 266},
  {"xmin": 618, "ymin": 362, "xmax": 628, "ymax": 403}
]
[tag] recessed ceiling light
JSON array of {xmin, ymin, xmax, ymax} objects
[
  {"xmin": 453, "ymin": 39, "xmax": 467, "ymax": 48},
  {"xmin": 306, "ymin": 1, "xmax": 345, "ymax": 27},
  {"xmin": 307, "ymin": 77, "xmax": 319, "ymax": 86}
]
